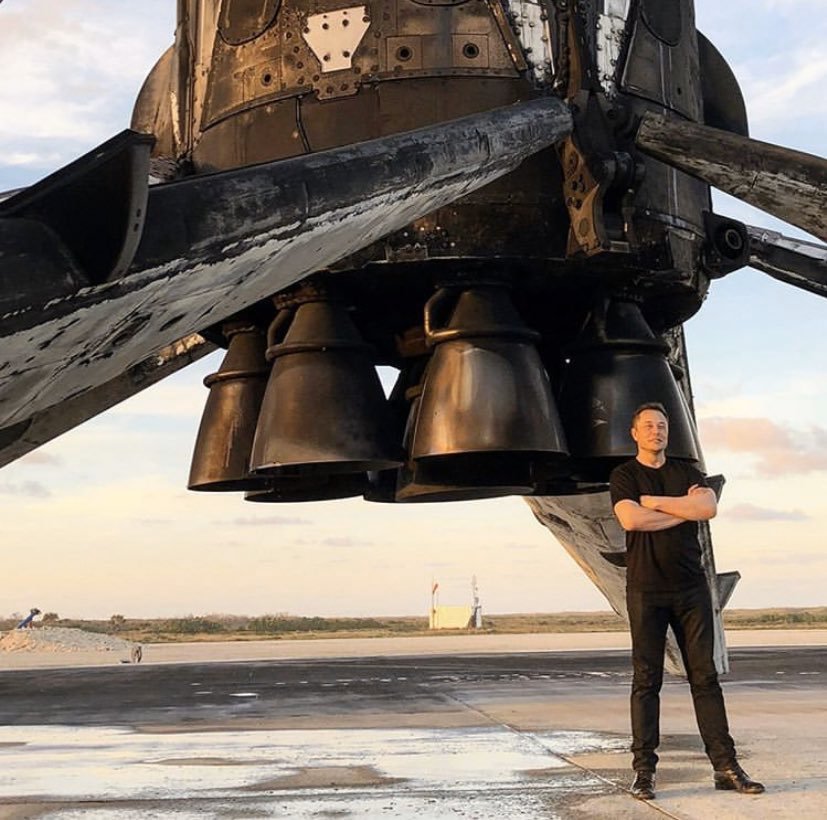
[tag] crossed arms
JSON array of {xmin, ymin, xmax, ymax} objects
[{"xmin": 613, "ymin": 485, "xmax": 717, "ymax": 532}]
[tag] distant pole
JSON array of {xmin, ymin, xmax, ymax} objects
[
  {"xmin": 430, "ymin": 579, "xmax": 439, "ymax": 629},
  {"xmin": 471, "ymin": 575, "xmax": 482, "ymax": 629}
]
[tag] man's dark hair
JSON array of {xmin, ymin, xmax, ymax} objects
[{"xmin": 631, "ymin": 402, "xmax": 669, "ymax": 428}]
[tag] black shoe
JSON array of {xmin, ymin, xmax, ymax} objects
[
  {"xmin": 631, "ymin": 770, "xmax": 656, "ymax": 800},
  {"xmin": 714, "ymin": 763, "xmax": 765, "ymax": 794}
]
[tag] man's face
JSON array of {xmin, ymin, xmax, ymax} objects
[{"xmin": 631, "ymin": 409, "xmax": 669, "ymax": 454}]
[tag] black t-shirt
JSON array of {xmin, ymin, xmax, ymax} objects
[{"xmin": 609, "ymin": 458, "xmax": 708, "ymax": 591}]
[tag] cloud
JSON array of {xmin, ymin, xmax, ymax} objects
[
  {"xmin": 758, "ymin": 0, "xmax": 825, "ymax": 14},
  {"xmin": 700, "ymin": 417, "xmax": 789, "ymax": 451},
  {"xmin": 321, "ymin": 536, "xmax": 373, "ymax": 548},
  {"xmin": 724, "ymin": 503, "xmax": 809, "ymax": 522},
  {"xmin": 749, "ymin": 552, "xmax": 826, "ymax": 568},
  {"xmin": 0, "ymin": 480, "xmax": 51, "ymax": 498},
  {"xmin": 502, "ymin": 542, "xmax": 542, "ymax": 552},
  {"xmin": 3, "ymin": 150, "xmax": 62, "ymax": 167},
  {"xmin": 19, "ymin": 451, "xmax": 61, "ymax": 466},
  {"xmin": 740, "ymin": 48, "xmax": 827, "ymax": 131},
  {"xmin": 0, "ymin": 1, "xmax": 174, "ymax": 179},
  {"xmin": 694, "ymin": 1, "xmax": 827, "ymax": 155},
  {"xmin": 228, "ymin": 516, "xmax": 311, "ymax": 527},
  {"xmin": 699, "ymin": 417, "xmax": 827, "ymax": 477}
]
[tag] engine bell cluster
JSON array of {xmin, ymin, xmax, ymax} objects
[{"xmin": 188, "ymin": 278, "xmax": 703, "ymax": 503}]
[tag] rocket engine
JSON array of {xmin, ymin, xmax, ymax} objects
[{"xmin": 131, "ymin": 0, "xmax": 749, "ymax": 502}]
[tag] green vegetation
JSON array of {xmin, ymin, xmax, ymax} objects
[
  {"xmin": 0, "ymin": 613, "xmax": 429, "ymax": 643},
  {"xmin": 2, "ymin": 607, "xmax": 826, "ymax": 643},
  {"xmin": 722, "ymin": 607, "xmax": 827, "ymax": 629}
]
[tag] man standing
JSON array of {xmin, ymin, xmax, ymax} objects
[{"xmin": 609, "ymin": 402, "xmax": 764, "ymax": 800}]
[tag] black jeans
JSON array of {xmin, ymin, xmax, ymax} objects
[{"xmin": 627, "ymin": 582, "xmax": 736, "ymax": 772}]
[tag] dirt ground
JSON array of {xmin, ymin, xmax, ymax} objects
[{"xmin": 2, "ymin": 628, "xmax": 826, "ymax": 670}]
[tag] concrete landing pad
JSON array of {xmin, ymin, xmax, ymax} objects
[{"xmin": 0, "ymin": 645, "xmax": 825, "ymax": 818}]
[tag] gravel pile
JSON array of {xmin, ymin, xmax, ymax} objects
[{"xmin": 0, "ymin": 626, "xmax": 137, "ymax": 654}]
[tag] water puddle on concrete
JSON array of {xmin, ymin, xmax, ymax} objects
[{"xmin": 0, "ymin": 724, "xmax": 626, "ymax": 818}]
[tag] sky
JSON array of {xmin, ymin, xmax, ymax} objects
[{"xmin": 0, "ymin": 0, "xmax": 825, "ymax": 619}]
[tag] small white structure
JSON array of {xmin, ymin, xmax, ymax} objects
[
  {"xmin": 429, "ymin": 576, "xmax": 482, "ymax": 629},
  {"xmin": 429, "ymin": 605, "xmax": 473, "ymax": 630}
]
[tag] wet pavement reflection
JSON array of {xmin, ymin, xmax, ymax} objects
[
  {"xmin": 3, "ymin": 648, "xmax": 824, "ymax": 817},
  {"xmin": 0, "ymin": 724, "xmax": 627, "ymax": 818}
]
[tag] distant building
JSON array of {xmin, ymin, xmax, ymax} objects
[
  {"xmin": 428, "ymin": 576, "xmax": 482, "ymax": 629},
  {"xmin": 429, "ymin": 605, "xmax": 474, "ymax": 630}
]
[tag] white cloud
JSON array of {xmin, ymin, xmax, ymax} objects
[
  {"xmin": 695, "ymin": 0, "xmax": 827, "ymax": 156},
  {"xmin": 19, "ymin": 450, "xmax": 61, "ymax": 466},
  {"xmin": 724, "ymin": 503, "xmax": 809, "ymax": 522},
  {"xmin": 758, "ymin": 0, "xmax": 825, "ymax": 12},
  {"xmin": 699, "ymin": 417, "xmax": 827, "ymax": 478},
  {"xmin": 3, "ymin": 151, "xmax": 61, "ymax": 166},
  {"xmin": 737, "ymin": 49, "xmax": 827, "ymax": 134},
  {"xmin": 229, "ymin": 515, "xmax": 312, "ymax": 527},
  {"xmin": 0, "ymin": 0, "xmax": 173, "ymax": 179},
  {"xmin": 0, "ymin": 479, "xmax": 50, "ymax": 498}
]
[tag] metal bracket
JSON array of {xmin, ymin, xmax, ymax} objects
[
  {"xmin": 559, "ymin": 136, "xmax": 609, "ymax": 256},
  {"xmin": 302, "ymin": 7, "xmax": 370, "ymax": 74}
]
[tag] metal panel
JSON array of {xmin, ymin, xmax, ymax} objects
[
  {"xmin": 697, "ymin": 31, "xmax": 748, "ymax": 137},
  {"xmin": 620, "ymin": 1, "xmax": 701, "ymax": 121},
  {"xmin": 387, "ymin": 36, "xmax": 423, "ymax": 70},
  {"xmin": 505, "ymin": 0, "xmax": 554, "ymax": 85},
  {"xmin": 302, "ymin": 6, "xmax": 371, "ymax": 73},
  {"xmin": 194, "ymin": 99, "xmax": 305, "ymax": 170},
  {"xmin": 218, "ymin": 0, "xmax": 282, "ymax": 45},
  {"xmin": 596, "ymin": 0, "xmax": 632, "ymax": 97},
  {"xmin": 200, "ymin": 0, "xmax": 524, "ymax": 140},
  {"xmin": 299, "ymin": 88, "xmax": 381, "ymax": 151},
  {"xmin": 452, "ymin": 34, "xmax": 490, "ymax": 68},
  {"xmin": 202, "ymin": 23, "xmax": 286, "ymax": 126},
  {"xmin": 641, "ymin": 0, "xmax": 682, "ymax": 47}
]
